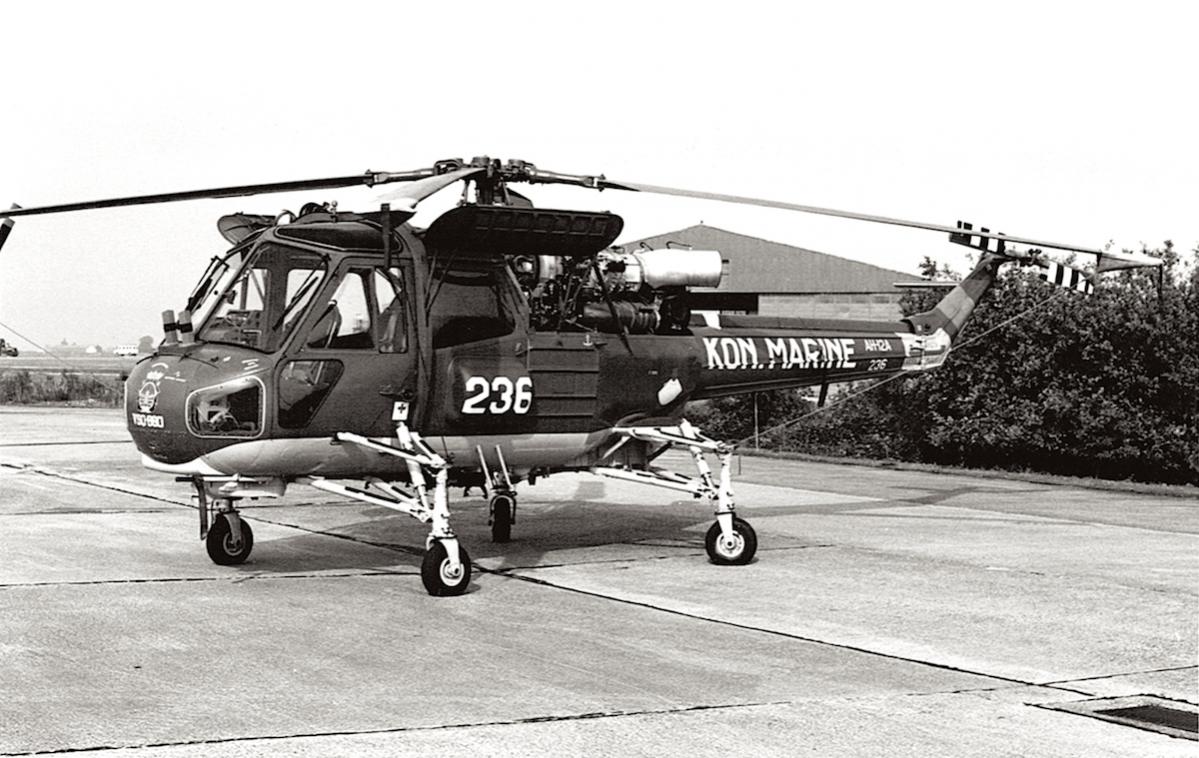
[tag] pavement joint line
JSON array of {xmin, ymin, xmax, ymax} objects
[
  {"xmin": 13, "ymin": 465, "xmax": 191, "ymax": 508},
  {"xmin": 0, "ymin": 570, "xmax": 417, "ymax": 590},
  {"xmin": 1038, "ymin": 665, "xmax": 1199, "ymax": 689},
  {"xmin": 0, "ymin": 463, "xmax": 423, "ymax": 557},
  {"xmin": 0, "ymin": 700, "xmax": 790, "ymax": 756},
  {"xmin": 904, "ymin": 683, "xmax": 1050, "ymax": 697},
  {"xmin": 490, "ymin": 569, "xmax": 1097, "ymax": 698},
  {"xmin": 247, "ymin": 516, "xmax": 425, "ymax": 557},
  {"xmin": 3, "ymin": 509, "xmax": 178, "ymax": 516},
  {"xmin": 498, "ymin": 543, "xmax": 836, "ymax": 573},
  {"xmin": 0, "ymin": 439, "xmax": 130, "ymax": 448}
]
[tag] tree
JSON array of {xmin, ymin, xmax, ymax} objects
[{"xmin": 769, "ymin": 246, "xmax": 1199, "ymax": 485}]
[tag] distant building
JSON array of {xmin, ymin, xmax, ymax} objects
[{"xmin": 618, "ymin": 225, "xmax": 924, "ymax": 320}]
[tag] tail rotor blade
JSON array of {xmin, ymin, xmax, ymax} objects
[{"xmin": 1039, "ymin": 260, "xmax": 1094, "ymax": 295}]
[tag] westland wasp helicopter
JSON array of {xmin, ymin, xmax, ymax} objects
[{"xmin": 0, "ymin": 156, "xmax": 1162, "ymax": 595}]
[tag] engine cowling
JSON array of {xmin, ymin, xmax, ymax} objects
[{"xmin": 519, "ymin": 248, "xmax": 724, "ymax": 334}]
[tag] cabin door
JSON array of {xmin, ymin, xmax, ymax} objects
[{"xmin": 275, "ymin": 259, "xmax": 418, "ymax": 437}]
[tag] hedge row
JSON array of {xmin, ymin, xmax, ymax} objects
[{"xmin": 690, "ymin": 245, "xmax": 1199, "ymax": 485}]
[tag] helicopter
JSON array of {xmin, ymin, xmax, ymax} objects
[{"xmin": 0, "ymin": 156, "xmax": 1163, "ymax": 596}]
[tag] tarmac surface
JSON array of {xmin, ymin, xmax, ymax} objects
[{"xmin": 1, "ymin": 406, "xmax": 1196, "ymax": 756}]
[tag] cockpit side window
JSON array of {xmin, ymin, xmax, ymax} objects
[
  {"xmin": 374, "ymin": 267, "xmax": 408, "ymax": 353},
  {"xmin": 428, "ymin": 261, "xmax": 517, "ymax": 348},
  {"xmin": 305, "ymin": 269, "xmax": 375, "ymax": 350},
  {"xmin": 280, "ymin": 268, "xmax": 326, "ymax": 338}
]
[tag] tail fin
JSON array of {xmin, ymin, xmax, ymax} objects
[
  {"xmin": 904, "ymin": 252, "xmax": 1006, "ymax": 341},
  {"xmin": 0, "ymin": 205, "xmax": 17, "ymax": 253}
]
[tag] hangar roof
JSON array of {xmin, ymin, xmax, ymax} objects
[{"xmin": 618, "ymin": 224, "xmax": 924, "ymax": 293}]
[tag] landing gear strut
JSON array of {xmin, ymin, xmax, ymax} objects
[
  {"xmin": 192, "ymin": 481, "xmax": 264, "ymax": 566},
  {"xmin": 478, "ymin": 444, "xmax": 517, "ymax": 543},
  {"xmin": 489, "ymin": 492, "xmax": 515, "ymax": 543},
  {"xmin": 306, "ymin": 421, "xmax": 472, "ymax": 597},
  {"xmin": 593, "ymin": 419, "xmax": 757, "ymax": 566}
]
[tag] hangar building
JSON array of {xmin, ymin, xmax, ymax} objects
[{"xmin": 617, "ymin": 225, "xmax": 925, "ymax": 320}]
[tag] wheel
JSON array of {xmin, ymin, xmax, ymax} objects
[
  {"xmin": 421, "ymin": 541, "xmax": 472, "ymax": 596},
  {"xmin": 490, "ymin": 493, "xmax": 514, "ymax": 543},
  {"xmin": 704, "ymin": 517, "xmax": 757, "ymax": 565},
  {"xmin": 206, "ymin": 513, "xmax": 254, "ymax": 565}
]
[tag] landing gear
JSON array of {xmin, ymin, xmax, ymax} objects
[
  {"xmin": 490, "ymin": 493, "xmax": 515, "ymax": 543},
  {"xmin": 305, "ymin": 421, "xmax": 471, "ymax": 597},
  {"xmin": 206, "ymin": 511, "xmax": 254, "ymax": 565},
  {"xmin": 476, "ymin": 444, "xmax": 517, "ymax": 543},
  {"xmin": 594, "ymin": 419, "xmax": 758, "ymax": 567},
  {"xmin": 704, "ymin": 517, "xmax": 756, "ymax": 565},
  {"xmin": 421, "ymin": 540, "xmax": 473, "ymax": 596},
  {"xmin": 192, "ymin": 481, "xmax": 275, "ymax": 566}
]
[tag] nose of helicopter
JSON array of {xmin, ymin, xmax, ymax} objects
[{"xmin": 126, "ymin": 347, "xmax": 272, "ymax": 468}]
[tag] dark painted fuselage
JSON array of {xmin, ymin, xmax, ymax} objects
[{"xmin": 125, "ymin": 207, "xmax": 988, "ymax": 481}]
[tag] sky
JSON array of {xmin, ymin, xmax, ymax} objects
[{"xmin": 0, "ymin": 1, "xmax": 1194, "ymax": 348}]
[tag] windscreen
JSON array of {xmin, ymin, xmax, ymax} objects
[{"xmin": 198, "ymin": 243, "xmax": 327, "ymax": 352}]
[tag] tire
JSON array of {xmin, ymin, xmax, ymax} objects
[
  {"xmin": 704, "ymin": 517, "xmax": 757, "ymax": 566},
  {"xmin": 206, "ymin": 513, "xmax": 254, "ymax": 565},
  {"xmin": 421, "ymin": 541, "xmax": 472, "ymax": 596},
  {"xmin": 490, "ymin": 494, "xmax": 514, "ymax": 543}
]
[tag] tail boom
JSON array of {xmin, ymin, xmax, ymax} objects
[{"xmin": 688, "ymin": 253, "xmax": 1007, "ymax": 399}]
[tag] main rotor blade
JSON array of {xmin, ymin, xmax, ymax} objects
[
  {"xmin": 598, "ymin": 179, "xmax": 1108, "ymax": 256},
  {"xmin": 0, "ymin": 167, "xmax": 463, "ymax": 220},
  {"xmin": 374, "ymin": 166, "xmax": 489, "ymax": 210}
]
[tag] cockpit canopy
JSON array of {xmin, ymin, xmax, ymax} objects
[{"xmin": 197, "ymin": 242, "xmax": 328, "ymax": 352}]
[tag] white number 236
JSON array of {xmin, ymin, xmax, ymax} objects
[{"xmin": 462, "ymin": 376, "xmax": 533, "ymax": 415}]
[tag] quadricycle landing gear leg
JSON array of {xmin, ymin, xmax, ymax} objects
[
  {"xmin": 307, "ymin": 422, "xmax": 472, "ymax": 597},
  {"xmin": 190, "ymin": 479, "xmax": 258, "ymax": 566},
  {"xmin": 477, "ymin": 444, "xmax": 517, "ymax": 544},
  {"xmin": 593, "ymin": 419, "xmax": 757, "ymax": 566}
]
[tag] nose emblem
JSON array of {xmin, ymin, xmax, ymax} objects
[{"xmin": 137, "ymin": 380, "xmax": 160, "ymax": 413}]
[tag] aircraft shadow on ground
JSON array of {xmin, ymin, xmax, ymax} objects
[{"xmin": 229, "ymin": 490, "xmax": 713, "ymax": 577}]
